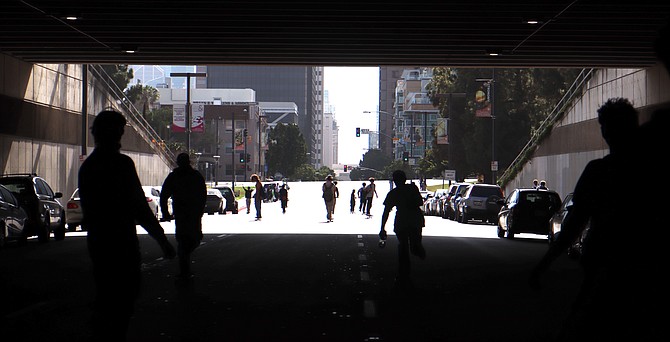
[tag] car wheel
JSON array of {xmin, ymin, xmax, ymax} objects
[
  {"xmin": 53, "ymin": 214, "xmax": 66, "ymax": 241},
  {"xmin": 0, "ymin": 222, "xmax": 6, "ymax": 248},
  {"xmin": 37, "ymin": 214, "xmax": 50, "ymax": 243},
  {"xmin": 496, "ymin": 225, "xmax": 505, "ymax": 238}
]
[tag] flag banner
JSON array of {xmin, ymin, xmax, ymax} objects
[
  {"xmin": 192, "ymin": 103, "xmax": 205, "ymax": 133},
  {"xmin": 172, "ymin": 104, "xmax": 186, "ymax": 132},
  {"xmin": 475, "ymin": 82, "xmax": 492, "ymax": 118},
  {"xmin": 436, "ymin": 117, "xmax": 449, "ymax": 144}
]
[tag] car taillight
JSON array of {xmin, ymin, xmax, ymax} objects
[
  {"xmin": 67, "ymin": 202, "xmax": 79, "ymax": 209},
  {"xmin": 146, "ymin": 197, "xmax": 153, "ymax": 202}
]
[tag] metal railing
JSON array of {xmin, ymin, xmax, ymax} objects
[
  {"xmin": 88, "ymin": 65, "xmax": 176, "ymax": 168},
  {"xmin": 498, "ymin": 68, "xmax": 594, "ymax": 185}
]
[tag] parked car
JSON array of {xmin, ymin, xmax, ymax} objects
[
  {"xmin": 428, "ymin": 188, "xmax": 450, "ymax": 216},
  {"xmin": 421, "ymin": 192, "xmax": 434, "ymax": 214},
  {"xmin": 549, "ymin": 192, "xmax": 589, "ymax": 258},
  {"xmin": 65, "ymin": 188, "xmax": 83, "ymax": 231},
  {"xmin": 0, "ymin": 184, "xmax": 28, "ymax": 247},
  {"xmin": 214, "ymin": 185, "xmax": 239, "ymax": 214},
  {"xmin": 449, "ymin": 183, "xmax": 472, "ymax": 221},
  {"xmin": 141, "ymin": 186, "xmax": 162, "ymax": 219},
  {"xmin": 0, "ymin": 173, "xmax": 65, "ymax": 242},
  {"xmin": 497, "ymin": 188, "xmax": 562, "ymax": 239},
  {"xmin": 440, "ymin": 184, "xmax": 458, "ymax": 219},
  {"xmin": 205, "ymin": 189, "xmax": 224, "ymax": 214},
  {"xmin": 457, "ymin": 183, "xmax": 504, "ymax": 224}
]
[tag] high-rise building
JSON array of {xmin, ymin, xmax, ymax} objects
[
  {"xmin": 378, "ymin": 67, "xmax": 406, "ymax": 157},
  {"xmin": 205, "ymin": 66, "xmax": 324, "ymax": 167}
]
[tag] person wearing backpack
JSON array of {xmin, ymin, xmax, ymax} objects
[{"xmin": 322, "ymin": 175, "xmax": 336, "ymax": 222}]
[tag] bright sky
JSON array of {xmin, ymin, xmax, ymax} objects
[{"xmin": 323, "ymin": 67, "xmax": 380, "ymax": 166}]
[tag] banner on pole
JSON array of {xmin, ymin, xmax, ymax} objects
[
  {"xmin": 475, "ymin": 82, "xmax": 492, "ymax": 118},
  {"xmin": 436, "ymin": 117, "xmax": 448, "ymax": 144},
  {"xmin": 172, "ymin": 104, "xmax": 186, "ymax": 132}
]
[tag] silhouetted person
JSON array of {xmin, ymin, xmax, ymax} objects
[
  {"xmin": 243, "ymin": 186, "xmax": 253, "ymax": 214},
  {"xmin": 332, "ymin": 180, "xmax": 340, "ymax": 215},
  {"xmin": 538, "ymin": 180, "xmax": 548, "ymax": 190},
  {"xmin": 78, "ymin": 110, "xmax": 176, "ymax": 342},
  {"xmin": 279, "ymin": 184, "xmax": 288, "ymax": 213},
  {"xmin": 350, "ymin": 189, "xmax": 356, "ymax": 213},
  {"xmin": 380, "ymin": 170, "xmax": 426, "ymax": 290},
  {"xmin": 358, "ymin": 182, "xmax": 367, "ymax": 213},
  {"xmin": 322, "ymin": 175, "xmax": 335, "ymax": 222},
  {"xmin": 530, "ymin": 98, "xmax": 642, "ymax": 341},
  {"xmin": 250, "ymin": 174, "xmax": 263, "ymax": 219},
  {"xmin": 160, "ymin": 152, "xmax": 206, "ymax": 279},
  {"xmin": 532, "ymin": 178, "xmax": 539, "ymax": 189},
  {"xmin": 364, "ymin": 177, "xmax": 378, "ymax": 216}
]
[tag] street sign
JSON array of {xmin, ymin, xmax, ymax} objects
[
  {"xmin": 443, "ymin": 169, "xmax": 456, "ymax": 181},
  {"xmin": 361, "ymin": 128, "xmax": 370, "ymax": 134},
  {"xmin": 491, "ymin": 161, "xmax": 498, "ymax": 172}
]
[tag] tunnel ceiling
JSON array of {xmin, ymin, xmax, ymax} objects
[{"xmin": 1, "ymin": 1, "xmax": 670, "ymax": 68}]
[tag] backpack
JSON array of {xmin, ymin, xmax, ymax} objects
[
  {"xmin": 323, "ymin": 183, "xmax": 334, "ymax": 201},
  {"xmin": 259, "ymin": 185, "xmax": 267, "ymax": 200}
]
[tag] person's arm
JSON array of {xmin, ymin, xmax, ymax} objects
[
  {"xmin": 159, "ymin": 175, "xmax": 173, "ymax": 220},
  {"xmin": 379, "ymin": 204, "xmax": 391, "ymax": 240},
  {"xmin": 125, "ymin": 157, "xmax": 175, "ymax": 259}
]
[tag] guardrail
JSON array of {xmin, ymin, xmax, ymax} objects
[
  {"xmin": 88, "ymin": 65, "xmax": 176, "ymax": 168},
  {"xmin": 498, "ymin": 68, "xmax": 594, "ymax": 186}
]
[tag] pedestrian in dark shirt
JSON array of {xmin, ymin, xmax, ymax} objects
[
  {"xmin": 279, "ymin": 184, "xmax": 289, "ymax": 213},
  {"xmin": 358, "ymin": 182, "xmax": 367, "ymax": 213},
  {"xmin": 530, "ymin": 98, "xmax": 642, "ymax": 340},
  {"xmin": 350, "ymin": 189, "xmax": 356, "ymax": 213},
  {"xmin": 78, "ymin": 110, "xmax": 176, "ymax": 342},
  {"xmin": 380, "ymin": 170, "xmax": 426, "ymax": 290},
  {"xmin": 243, "ymin": 186, "xmax": 253, "ymax": 214},
  {"xmin": 160, "ymin": 152, "xmax": 207, "ymax": 279},
  {"xmin": 250, "ymin": 174, "xmax": 263, "ymax": 219}
]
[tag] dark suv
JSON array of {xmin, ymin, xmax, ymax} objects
[{"xmin": 0, "ymin": 174, "xmax": 66, "ymax": 242}]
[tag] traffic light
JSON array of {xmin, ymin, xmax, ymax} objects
[
  {"xmin": 402, "ymin": 151, "xmax": 409, "ymax": 162},
  {"xmin": 243, "ymin": 128, "xmax": 248, "ymax": 137},
  {"xmin": 239, "ymin": 152, "xmax": 245, "ymax": 163},
  {"xmin": 246, "ymin": 153, "xmax": 251, "ymax": 163},
  {"xmin": 355, "ymin": 127, "xmax": 360, "ymax": 137},
  {"xmin": 344, "ymin": 165, "xmax": 347, "ymax": 172}
]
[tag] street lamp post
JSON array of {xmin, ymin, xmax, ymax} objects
[
  {"xmin": 363, "ymin": 110, "xmax": 396, "ymax": 158},
  {"xmin": 258, "ymin": 113, "xmax": 267, "ymax": 179},
  {"xmin": 213, "ymin": 155, "xmax": 220, "ymax": 186},
  {"xmin": 476, "ymin": 71, "xmax": 496, "ymax": 185},
  {"xmin": 169, "ymin": 72, "xmax": 206, "ymax": 153}
]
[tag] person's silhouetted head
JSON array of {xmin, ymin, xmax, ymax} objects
[
  {"xmin": 597, "ymin": 98, "xmax": 638, "ymax": 154},
  {"xmin": 250, "ymin": 174, "xmax": 259, "ymax": 182},
  {"xmin": 91, "ymin": 110, "xmax": 126, "ymax": 148},
  {"xmin": 392, "ymin": 170, "xmax": 407, "ymax": 186},
  {"xmin": 176, "ymin": 152, "xmax": 191, "ymax": 168},
  {"xmin": 369, "ymin": 177, "xmax": 375, "ymax": 183},
  {"xmin": 325, "ymin": 175, "xmax": 333, "ymax": 182}
]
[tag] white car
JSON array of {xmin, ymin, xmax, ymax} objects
[
  {"xmin": 142, "ymin": 186, "xmax": 162, "ymax": 219},
  {"xmin": 65, "ymin": 188, "xmax": 83, "ymax": 231}
]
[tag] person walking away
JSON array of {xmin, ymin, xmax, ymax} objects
[
  {"xmin": 365, "ymin": 177, "xmax": 378, "ymax": 216},
  {"xmin": 243, "ymin": 186, "xmax": 253, "ymax": 214},
  {"xmin": 379, "ymin": 170, "xmax": 426, "ymax": 290},
  {"xmin": 78, "ymin": 110, "xmax": 176, "ymax": 342},
  {"xmin": 322, "ymin": 175, "xmax": 336, "ymax": 222},
  {"xmin": 250, "ymin": 174, "xmax": 263, "ymax": 220},
  {"xmin": 160, "ymin": 152, "xmax": 207, "ymax": 279},
  {"xmin": 529, "ymin": 98, "xmax": 643, "ymax": 341},
  {"xmin": 350, "ymin": 189, "xmax": 356, "ymax": 213},
  {"xmin": 279, "ymin": 184, "xmax": 289, "ymax": 213},
  {"xmin": 358, "ymin": 182, "xmax": 367, "ymax": 213},
  {"xmin": 332, "ymin": 180, "xmax": 340, "ymax": 216}
]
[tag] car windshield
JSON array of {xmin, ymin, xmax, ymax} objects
[
  {"xmin": 0, "ymin": 178, "xmax": 30, "ymax": 194},
  {"xmin": 218, "ymin": 188, "xmax": 232, "ymax": 196},
  {"xmin": 470, "ymin": 186, "xmax": 502, "ymax": 197},
  {"xmin": 522, "ymin": 192, "xmax": 560, "ymax": 205}
]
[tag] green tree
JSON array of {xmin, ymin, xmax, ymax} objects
[
  {"xmin": 427, "ymin": 67, "xmax": 581, "ymax": 183},
  {"xmin": 101, "ymin": 64, "xmax": 134, "ymax": 91},
  {"xmin": 265, "ymin": 123, "xmax": 308, "ymax": 178},
  {"xmin": 125, "ymin": 84, "xmax": 159, "ymax": 118},
  {"xmin": 315, "ymin": 166, "xmax": 336, "ymax": 181},
  {"xmin": 293, "ymin": 164, "xmax": 316, "ymax": 181}
]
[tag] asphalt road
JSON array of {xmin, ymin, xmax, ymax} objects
[{"xmin": 0, "ymin": 181, "xmax": 583, "ymax": 341}]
